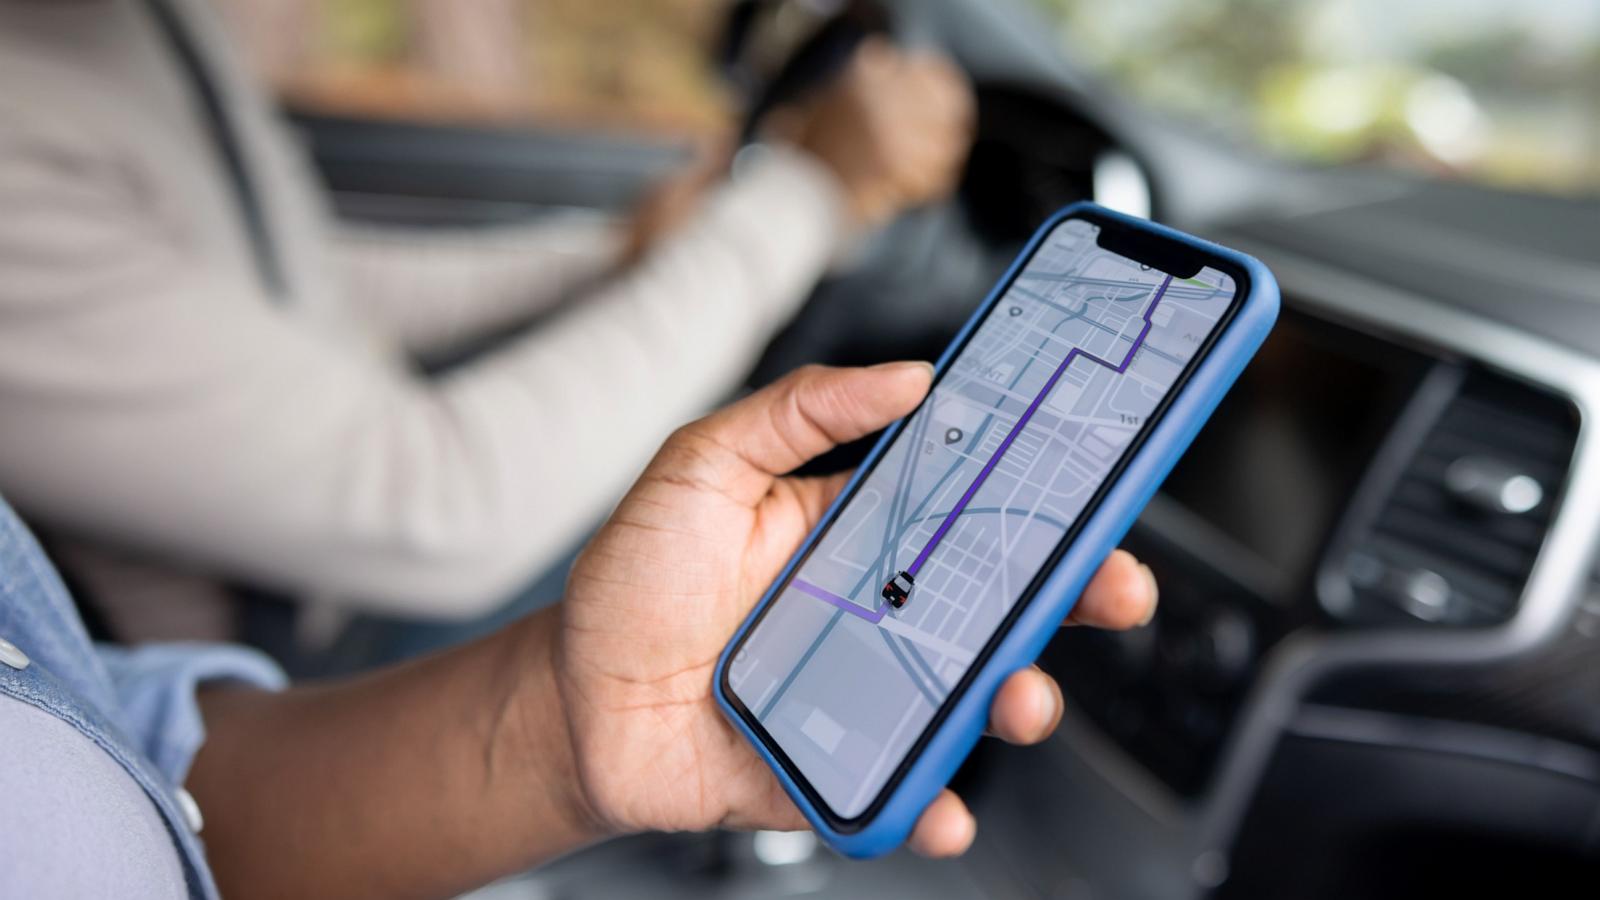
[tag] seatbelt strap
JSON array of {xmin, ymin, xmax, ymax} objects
[{"xmin": 141, "ymin": 0, "xmax": 288, "ymax": 300}]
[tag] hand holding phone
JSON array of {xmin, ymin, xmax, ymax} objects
[
  {"xmin": 555, "ymin": 372, "xmax": 1162, "ymax": 859},
  {"xmin": 715, "ymin": 202, "xmax": 1279, "ymax": 856}
]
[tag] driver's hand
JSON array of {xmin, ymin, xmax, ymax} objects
[
  {"xmin": 555, "ymin": 363, "xmax": 1158, "ymax": 856},
  {"xmin": 778, "ymin": 38, "xmax": 975, "ymax": 229},
  {"xmin": 620, "ymin": 138, "xmax": 731, "ymax": 263}
]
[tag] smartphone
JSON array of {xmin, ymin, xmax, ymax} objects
[{"xmin": 714, "ymin": 202, "xmax": 1279, "ymax": 857}]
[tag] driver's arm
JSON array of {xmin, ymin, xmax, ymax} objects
[
  {"xmin": 327, "ymin": 145, "xmax": 825, "ymax": 362},
  {"xmin": 328, "ymin": 38, "xmax": 975, "ymax": 364},
  {"xmin": 0, "ymin": 107, "xmax": 843, "ymax": 615},
  {"xmin": 331, "ymin": 211, "xmax": 629, "ymax": 358},
  {"xmin": 0, "ymin": 43, "xmax": 970, "ymax": 617}
]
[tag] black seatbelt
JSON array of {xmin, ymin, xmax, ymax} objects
[{"xmin": 141, "ymin": 0, "xmax": 288, "ymax": 300}]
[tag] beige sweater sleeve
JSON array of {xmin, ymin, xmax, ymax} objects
[
  {"xmin": 332, "ymin": 211, "xmax": 627, "ymax": 357},
  {"xmin": 0, "ymin": 110, "xmax": 847, "ymax": 617}
]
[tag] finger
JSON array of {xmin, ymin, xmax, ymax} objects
[
  {"xmin": 986, "ymin": 665, "xmax": 1063, "ymax": 745},
  {"xmin": 907, "ymin": 54, "xmax": 974, "ymax": 124},
  {"xmin": 1066, "ymin": 549, "xmax": 1158, "ymax": 629},
  {"xmin": 908, "ymin": 789, "xmax": 976, "ymax": 858},
  {"xmin": 684, "ymin": 363, "xmax": 933, "ymax": 483},
  {"xmin": 851, "ymin": 36, "xmax": 898, "ymax": 83}
]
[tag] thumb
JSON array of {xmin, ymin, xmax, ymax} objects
[{"xmin": 684, "ymin": 362, "xmax": 933, "ymax": 482}]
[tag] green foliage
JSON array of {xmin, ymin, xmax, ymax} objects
[
  {"xmin": 1031, "ymin": 0, "xmax": 1599, "ymax": 194},
  {"xmin": 321, "ymin": 0, "xmax": 409, "ymax": 63}
]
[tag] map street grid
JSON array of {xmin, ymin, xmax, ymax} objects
[{"xmin": 728, "ymin": 218, "xmax": 1236, "ymax": 817}]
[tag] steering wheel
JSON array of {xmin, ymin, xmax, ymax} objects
[
  {"xmin": 716, "ymin": 0, "xmax": 894, "ymax": 146},
  {"xmin": 721, "ymin": 0, "xmax": 1142, "ymax": 471}
]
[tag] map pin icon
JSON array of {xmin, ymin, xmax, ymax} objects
[{"xmin": 944, "ymin": 427, "xmax": 963, "ymax": 445}]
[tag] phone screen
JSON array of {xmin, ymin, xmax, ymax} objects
[{"xmin": 724, "ymin": 215, "xmax": 1242, "ymax": 823}]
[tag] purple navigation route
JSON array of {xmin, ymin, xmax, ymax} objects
[
  {"xmin": 902, "ymin": 274, "xmax": 1173, "ymax": 581},
  {"xmin": 791, "ymin": 578, "xmax": 889, "ymax": 624}
]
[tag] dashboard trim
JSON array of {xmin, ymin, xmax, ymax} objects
[
  {"xmin": 1188, "ymin": 236, "xmax": 1600, "ymax": 872},
  {"xmin": 1289, "ymin": 703, "xmax": 1600, "ymax": 786}
]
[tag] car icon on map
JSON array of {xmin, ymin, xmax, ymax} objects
[{"xmin": 881, "ymin": 570, "xmax": 915, "ymax": 609}]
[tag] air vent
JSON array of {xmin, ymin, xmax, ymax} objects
[{"xmin": 1331, "ymin": 371, "xmax": 1578, "ymax": 627}]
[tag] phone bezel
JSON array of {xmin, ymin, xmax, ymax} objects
[{"xmin": 719, "ymin": 208, "xmax": 1250, "ymax": 830}]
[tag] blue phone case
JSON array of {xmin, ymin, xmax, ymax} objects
[{"xmin": 713, "ymin": 201, "xmax": 1280, "ymax": 857}]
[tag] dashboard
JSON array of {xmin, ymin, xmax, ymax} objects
[
  {"xmin": 973, "ymin": 210, "xmax": 1600, "ymax": 899},
  {"xmin": 1042, "ymin": 304, "xmax": 1583, "ymax": 797},
  {"xmin": 735, "ymin": 131, "xmax": 1600, "ymax": 895},
  {"xmin": 727, "ymin": 54, "xmax": 1600, "ymax": 888}
]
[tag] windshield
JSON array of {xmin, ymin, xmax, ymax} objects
[{"xmin": 1035, "ymin": 0, "xmax": 1600, "ymax": 197}]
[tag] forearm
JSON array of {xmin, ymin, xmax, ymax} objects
[
  {"xmin": 189, "ymin": 607, "xmax": 599, "ymax": 900},
  {"xmin": 229, "ymin": 145, "xmax": 848, "ymax": 607},
  {"xmin": 335, "ymin": 213, "xmax": 625, "ymax": 357},
  {"xmin": 0, "ymin": 129, "xmax": 844, "ymax": 615}
]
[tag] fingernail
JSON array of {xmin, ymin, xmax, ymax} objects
[
  {"xmin": 1040, "ymin": 675, "xmax": 1063, "ymax": 734},
  {"xmin": 874, "ymin": 360, "xmax": 936, "ymax": 378},
  {"xmin": 1137, "ymin": 563, "xmax": 1159, "ymax": 627}
]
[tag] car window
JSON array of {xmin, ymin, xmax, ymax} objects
[
  {"xmin": 1034, "ymin": 0, "xmax": 1600, "ymax": 197},
  {"xmin": 216, "ymin": 0, "xmax": 733, "ymax": 138}
]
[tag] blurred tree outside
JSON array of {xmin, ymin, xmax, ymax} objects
[
  {"xmin": 218, "ymin": 0, "xmax": 734, "ymax": 138},
  {"xmin": 1033, "ymin": 0, "xmax": 1600, "ymax": 196}
]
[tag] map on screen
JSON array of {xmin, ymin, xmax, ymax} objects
[{"xmin": 727, "ymin": 217, "xmax": 1238, "ymax": 818}]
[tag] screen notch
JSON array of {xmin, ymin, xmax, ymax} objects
[{"xmin": 1092, "ymin": 216, "xmax": 1205, "ymax": 278}]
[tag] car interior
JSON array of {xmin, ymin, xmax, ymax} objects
[{"xmin": 249, "ymin": 0, "xmax": 1600, "ymax": 896}]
